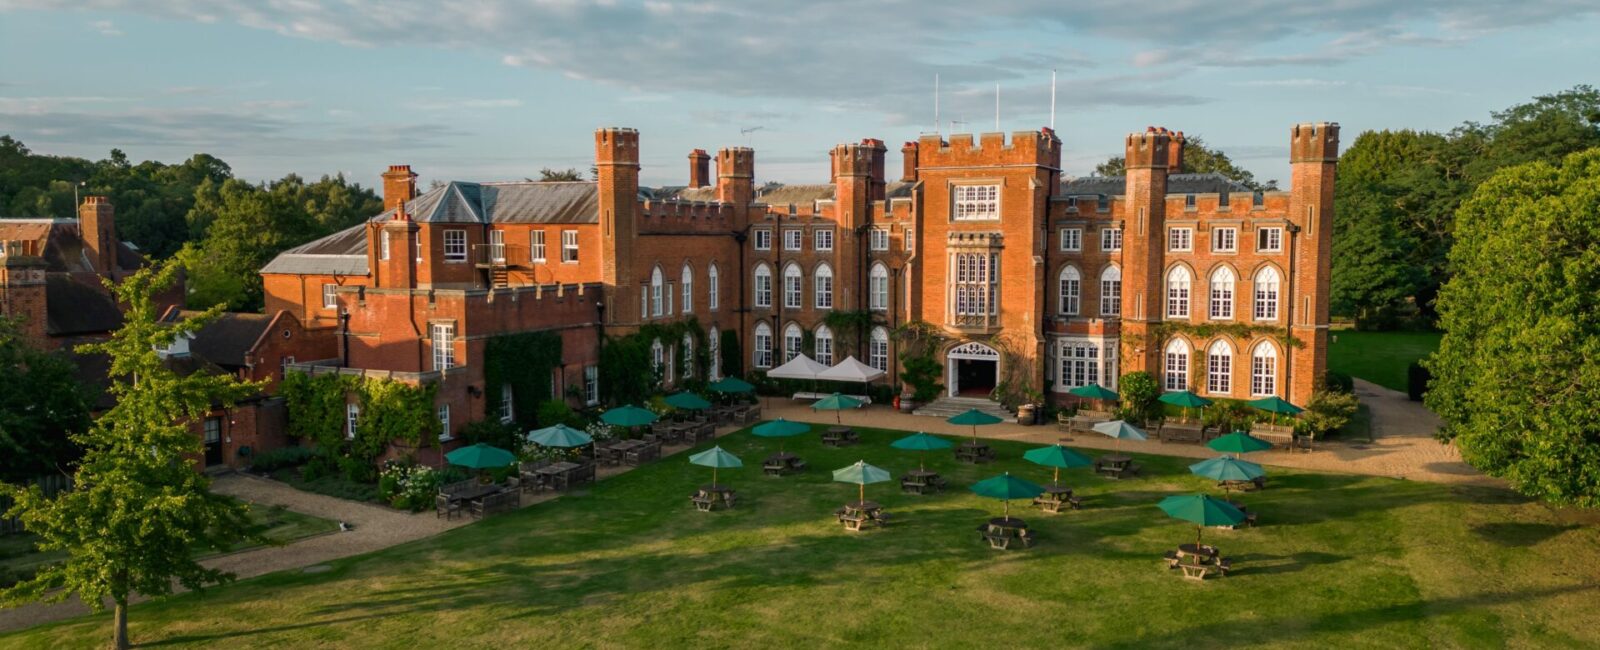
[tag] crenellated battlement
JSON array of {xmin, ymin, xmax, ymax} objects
[
  {"xmin": 1290, "ymin": 122, "xmax": 1340, "ymax": 163},
  {"xmin": 1125, "ymin": 126, "xmax": 1181, "ymax": 169},
  {"xmin": 832, "ymin": 139, "xmax": 887, "ymax": 178},
  {"xmin": 595, "ymin": 127, "xmax": 640, "ymax": 165},
  {"xmin": 637, "ymin": 198, "xmax": 735, "ymax": 232},
  {"xmin": 916, "ymin": 128, "xmax": 1061, "ymax": 169},
  {"xmin": 717, "ymin": 147, "xmax": 754, "ymax": 178}
]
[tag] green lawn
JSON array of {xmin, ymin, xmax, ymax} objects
[
  {"xmin": 0, "ymin": 502, "xmax": 338, "ymax": 589},
  {"xmin": 1328, "ymin": 330, "xmax": 1443, "ymax": 392},
  {"xmin": 7, "ymin": 425, "xmax": 1597, "ymax": 649}
]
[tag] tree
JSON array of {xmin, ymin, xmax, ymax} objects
[
  {"xmin": 1093, "ymin": 135, "xmax": 1277, "ymax": 190},
  {"xmin": 537, "ymin": 168, "xmax": 585, "ymax": 182},
  {"xmin": 1116, "ymin": 371, "xmax": 1161, "ymax": 424},
  {"xmin": 0, "ymin": 261, "xmax": 262, "ymax": 648},
  {"xmin": 0, "ymin": 317, "xmax": 91, "ymax": 481},
  {"xmin": 1424, "ymin": 148, "xmax": 1600, "ymax": 508}
]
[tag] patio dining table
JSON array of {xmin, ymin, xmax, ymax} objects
[
  {"xmin": 534, "ymin": 461, "xmax": 582, "ymax": 490},
  {"xmin": 447, "ymin": 483, "xmax": 501, "ymax": 505}
]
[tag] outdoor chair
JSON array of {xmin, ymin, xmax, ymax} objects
[
  {"xmin": 1067, "ymin": 496, "xmax": 1084, "ymax": 510},
  {"xmin": 1216, "ymin": 557, "xmax": 1233, "ymax": 576},
  {"xmin": 1163, "ymin": 550, "xmax": 1181, "ymax": 569},
  {"xmin": 435, "ymin": 494, "xmax": 461, "ymax": 520}
]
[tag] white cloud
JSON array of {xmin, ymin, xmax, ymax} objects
[
  {"xmin": 90, "ymin": 19, "xmax": 121, "ymax": 36},
  {"xmin": 404, "ymin": 98, "xmax": 525, "ymax": 111}
]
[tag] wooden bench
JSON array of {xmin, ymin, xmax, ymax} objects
[
  {"xmin": 470, "ymin": 490, "xmax": 519, "ymax": 519},
  {"xmin": 690, "ymin": 494, "xmax": 715, "ymax": 511},
  {"xmin": 1251, "ymin": 423, "xmax": 1296, "ymax": 449}
]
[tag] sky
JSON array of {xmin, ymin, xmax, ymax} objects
[{"xmin": 1, "ymin": 1, "xmax": 1597, "ymax": 190}]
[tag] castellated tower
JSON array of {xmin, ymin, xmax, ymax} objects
[
  {"xmin": 596, "ymin": 127, "xmax": 641, "ymax": 322},
  {"xmin": 1287, "ymin": 122, "xmax": 1339, "ymax": 404}
]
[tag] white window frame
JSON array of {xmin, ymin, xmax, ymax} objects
[
  {"xmin": 869, "ymin": 263, "xmax": 889, "ymax": 312},
  {"xmin": 650, "ymin": 267, "xmax": 664, "ymax": 318},
  {"xmin": 754, "ymin": 264, "xmax": 772, "ymax": 308},
  {"xmin": 561, "ymin": 230, "xmax": 579, "ymax": 263},
  {"xmin": 870, "ymin": 228, "xmax": 889, "ymax": 251},
  {"xmin": 1166, "ymin": 266, "xmax": 1192, "ymax": 319},
  {"xmin": 1212, "ymin": 227, "xmax": 1237, "ymax": 253},
  {"xmin": 1257, "ymin": 227, "xmax": 1283, "ymax": 253},
  {"xmin": 753, "ymin": 229, "xmax": 772, "ymax": 251},
  {"xmin": 1100, "ymin": 266, "xmax": 1121, "ymax": 317},
  {"xmin": 953, "ymin": 252, "xmax": 998, "ymax": 316},
  {"xmin": 1058, "ymin": 266, "xmax": 1080, "ymax": 316},
  {"xmin": 814, "ymin": 325, "xmax": 834, "ymax": 366},
  {"xmin": 380, "ymin": 231, "xmax": 391, "ymax": 260},
  {"xmin": 438, "ymin": 404, "xmax": 453, "ymax": 442},
  {"xmin": 414, "ymin": 232, "xmax": 422, "ymax": 263},
  {"xmin": 499, "ymin": 384, "xmax": 514, "ymax": 423},
  {"xmin": 1254, "ymin": 267, "xmax": 1280, "ymax": 321},
  {"xmin": 443, "ymin": 229, "xmax": 467, "ymax": 262},
  {"xmin": 1058, "ymin": 340, "xmax": 1100, "ymax": 390},
  {"xmin": 814, "ymin": 264, "xmax": 834, "ymax": 309},
  {"xmin": 814, "ymin": 229, "xmax": 834, "ymax": 251},
  {"xmin": 1100, "ymin": 227, "xmax": 1122, "ymax": 252},
  {"xmin": 1164, "ymin": 339, "xmax": 1190, "ymax": 391},
  {"xmin": 650, "ymin": 339, "xmax": 665, "ymax": 378},
  {"xmin": 681, "ymin": 334, "xmax": 694, "ymax": 379},
  {"xmin": 708, "ymin": 263, "xmax": 720, "ymax": 311},
  {"xmin": 322, "ymin": 283, "xmax": 338, "ymax": 309},
  {"xmin": 953, "ymin": 184, "xmax": 1000, "ymax": 221},
  {"xmin": 1206, "ymin": 341, "xmax": 1232, "ymax": 395},
  {"xmin": 584, "ymin": 365, "xmax": 599, "ymax": 406},
  {"xmin": 783, "ymin": 229, "xmax": 802, "ymax": 251},
  {"xmin": 869, "ymin": 327, "xmax": 889, "ymax": 372},
  {"xmin": 1210, "ymin": 267, "xmax": 1236, "ymax": 320},
  {"xmin": 1251, "ymin": 343, "xmax": 1277, "ymax": 396},
  {"xmin": 1059, "ymin": 227, "xmax": 1082, "ymax": 252},
  {"xmin": 530, "ymin": 230, "xmax": 546, "ymax": 262},
  {"xmin": 708, "ymin": 328, "xmax": 721, "ymax": 380},
  {"xmin": 346, "ymin": 404, "xmax": 359, "ymax": 440},
  {"xmin": 431, "ymin": 322, "xmax": 455, "ymax": 370},
  {"xmin": 681, "ymin": 265, "xmax": 694, "ymax": 314},
  {"xmin": 753, "ymin": 324, "xmax": 773, "ymax": 368},
  {"xmin": 1168, "ymin": 227, "xmax": 1193, "ymax": 252},
  {"xmin": 782, "ymin": 264, "xmax": 802, "ymax": 309},
  {"xmin": 905, "ymin": 228, "xmax": 914, "ymax": 251}
]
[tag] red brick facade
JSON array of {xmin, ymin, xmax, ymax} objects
[{"xmin": 260, "ymin": 121, "xmax": 1337, "ymax": 460}]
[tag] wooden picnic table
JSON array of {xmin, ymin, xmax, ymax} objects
[
  {"xmin": 836, "ymin": 500, "xmax": 889, "ymax": 531},
  {"xmin": 900, "ymin": 469, "xmax": 945, "ymax": 495},
  {"xmin": 690, "ymin": 483, "xmax": 737, "ymax": 511},
  {"xmin": 1033, "ymin": 485, "xmax": 1082, "ymax": 513},
  {"xmin": 763, "ymin": 451, "xmax": 807, "ymax": 476},
  {"xmin": 955, "ymin": 441, "xmax": 995, "ymax": 464},
  {"xmin": 979, "ymin": 517, "xmax": 1034, "ymax": 549},
  {"xmin": 1095, "ymin": 454, "xmax": 1142, "ymax": 479},
  {"xmin": 1169, "ymin": 543, "xmax": 1230, "ymax": 580},
  {"xmin": 821, "ymin": 426, "xmax": 859, "ymax": 447}
]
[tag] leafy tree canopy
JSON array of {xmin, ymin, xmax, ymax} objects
[
  {"xmin": 1094, "ymin": 135, "xmax": 1277, "ymax": 191},
  {"xmin": 536, "ymin": 167, "xmax": 585, "ymax": 182},
  {"xmin": 0, "ymin": 317, "xmax": 91, "ymax": 481},
  {"xmin": 1424, "ymin": 147, "xmax": 1600, "ymax": 507},
  {"xmin": 0, "ymin": 260, "xmax": 263, "ymax": 648}
]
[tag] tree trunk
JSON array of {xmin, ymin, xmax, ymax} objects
[{"xmin": 113, "ymin": 599, "xmax": 130, "ymax": 650}]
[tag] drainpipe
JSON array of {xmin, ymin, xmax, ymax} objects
[{"xmin": 1284, "ymin": 223, "xmax": 1300, "ymax": 402}]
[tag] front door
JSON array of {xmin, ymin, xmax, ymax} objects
[
  {"xmin": 203, "ymin": 417, "xmax": 224, "ymax": 466},
  {"xmin": 946, "ymin": 341, "xmax": 1002, "ymax": 398}
]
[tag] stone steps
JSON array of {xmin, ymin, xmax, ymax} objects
[{"xmin": 912, "ymin": 396, "xmax": 1016, "ymax": 422}]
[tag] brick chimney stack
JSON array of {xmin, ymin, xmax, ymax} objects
[
  {"xmin": 1167, "ymin": 129, "xmax": 1186, "ymax": 172},
  {"xmin": 687, "ymin": 149, "xmax": 711, "ymax": 189},
  {"xmin": 900, "ymin": 141, "xmax": 919, "ymax": 182},
  {"xmin": 78, "ymin": 195, "xmax": 117, "ymax": 279},
  {"xmin": 381, "ymin": 165, "xmax": 418, "ymax": 213}
]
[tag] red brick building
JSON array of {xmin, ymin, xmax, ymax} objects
[{"xmin": 260, "ymin": 122, "xmax": 1337, "ymax": 449}]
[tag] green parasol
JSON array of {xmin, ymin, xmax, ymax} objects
[
  {"xmin": 1248, "ymin": 396, "xmax": 1303, "ymax": 426},
  {"xmin": 709, "ymin": 376, "xmax": 756, "ymax": 394},
  {"xmin": 525, "ymin": 423, "xmax": 593, "ymax": 448},
  {"xmin": 600, "ymin": 405, "xmax": 659, "ymax": 430},
  {"xmin": 890, "ymin": 432, "xmax": 954, "ymax": 471},
  {"xmin": 1188, "ymin": 456, "xmax": 1265, "ymax": 483},
  {"xmin": 664, "ymin": 392, "xmax": 712, "ymax": 411},
  {"xmin": 1022, "ymin": 444, "xmax": 1094, "ymax": 485},
  {"xmin": 1091, "ymin": 419, "xmax": 1148, "ymax": 454},
  {"xmin": 1158, "ymin": 493, "xmax": 1246, "ymax": 547},
  {"xmin": 445, "ymin": 443, "xmax": 517, "ymax": 469},
  {"xmin": 752, "ymin": 418, "xmax": 810, "ymax": 453},
  {"xmin": 832, "ymin": 460, "xmax": 892, "ymax": 504},
  {"xmin": 689, "ymin": 445, "xmax": 743, "ymax": 486},
  {"xmin": 1158, "ymin": 390, "xmax": 1213, "ymax": 422},
  {"xmin": 947, "ymin": 408, "xmax": 1004, "ymax": 444},
  {"xmin": 1208, "ymin": 431, "xmax": 1273, "ymax": 456},
  {"xmin": 1068, "ymin": 383, "xmax": 1119, "ymax": 401},
  {"xmin": 811, "ymin": 393, "xmax": 863, "ymax": 424},
  {"xmin": 970, "ymin": 472, "xmax": 1046, "ymax": 519}
]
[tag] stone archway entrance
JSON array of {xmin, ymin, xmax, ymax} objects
[{"xmin": 947, "ymin": 341, "xmax": 1000, "ymax": 398}]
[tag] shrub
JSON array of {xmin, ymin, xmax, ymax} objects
[
  {"xmin": 1118, "ymin": 371, "xmax": 1162, "ymax": 424},
  {"xmin": 463, "ymin": 419, "xmax": 520, "ymax": 451},
  {"xmin": 1299, "ymin": 391, "xmax": 1361, "ymax": 441},
  {"xmin": 1324, "ymin": 371, "xmax": 1355, "ymax": 394},
  {"xmin": 901, "ymin": 354, "xmax": 944, "ymax": 402},
  {"xmin": 249, "ymin": 446, "xmax": 316, "ymax": 472},
  {"xmin": 536, "ymin": 399, "xmax": 581, "ymax": 429}
]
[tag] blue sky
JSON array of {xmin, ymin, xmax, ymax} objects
[{"xmin": 2, "ymin": 1, "xmax": 1596, "ymax": 189}]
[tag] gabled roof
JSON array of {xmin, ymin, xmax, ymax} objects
[
  {"xmin": 372, "ymin": 181, "xmax": 601, "ymax": 225},
  {"xmin": 163, "ymin": 309, "xmax": 275, "ymax": 369},
  {"xmin": 0, "ymin": 218, "xmax": 147, "ymax": 274},
  {"xmin": 1059, "ymin": 173, "xmax": 1251, "ymax": 197}
]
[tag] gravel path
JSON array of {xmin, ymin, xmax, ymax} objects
[
  {"xmin": 0, "ymin": 425, "xmax": 736, "ymax": 634},
  {"xmin": 760, "ymin": 379, "xmax": 1495, "ymax": 486}
]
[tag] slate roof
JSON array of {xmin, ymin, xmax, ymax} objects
[
  {"xmin": 0, "ymin": 218, "xmax": 147, "ymax": 274},
  {"xmin": 44, "ymin": 274, "xmax": 124, "ymax": 336},
  {"xmin": 259, "ymin": 224, "xmax": 369, "ymax": 276},
  {"xmin": 372, "ymin": 181, "xmax": 601, "ymax": 225},
  {"xmin": 164, "ymin": 310, "xmax": 273, "ymax": 369},
  {"xmin": 1059, "ymin": 173, "xmax": 1251, "ymax": 197}
]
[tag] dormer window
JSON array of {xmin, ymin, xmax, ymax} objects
[
  {"xmin": 1184, "ymin": 194, "xmax": 1197, "ymax": 210},
  {"xmin": 1252, "ymin": 191, "xmax": 1265, "ymax": 208},
  {"xmin": 1096, "ymin": 195, "xmax": 1109, "ymax": 212}
]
